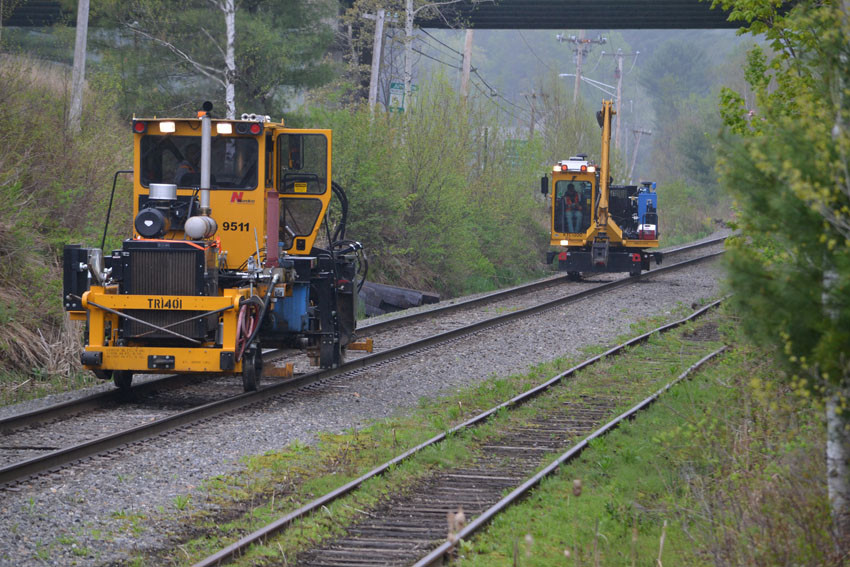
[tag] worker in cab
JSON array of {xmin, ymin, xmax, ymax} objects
[
  {"xmin": 174, "ymin": 143, "xmax": 201, "ymax": 186},
  {"xmin": 564, "ymin": 183, "xmax": 582, "ymax": 233}
]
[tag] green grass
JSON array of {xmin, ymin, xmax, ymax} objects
[
  {"xmin": 0, "ymin": 368, "xmax": 99, "ymax": 406},
  {"xmin": 456, "ymin": 331, "xmax": 833, "ymax": 565},
  {"xmin": 147, "ymin": 302, "xmax": 729, "ymax": 565}
]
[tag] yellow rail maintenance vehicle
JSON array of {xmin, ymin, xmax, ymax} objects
[
  {"xmin": 542, "ymin": 100, "xmax": 662, "ymax": 279},
  {"xmin": 63, "ymin": 102, "xmax": 367, "ymax": 391}
]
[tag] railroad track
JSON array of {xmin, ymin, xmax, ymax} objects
[
  {"xmin": 0, "ymin": 237, "xmax": 725, "ymax": 487},
  {"xmin": 191, "ymin": 299, "xmax": 727, "ymax": 566}
]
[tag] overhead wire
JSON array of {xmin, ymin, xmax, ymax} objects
[
  {"xmin": 412, "ymin": 46, "xmax": 461, "ymax": 70},
  {"xmin": 420, "ymin": 28, "xmax": 463, "ymax": 57},
  {"xmin": 517, "ymin": 31, "xmax": 556, "ymax": 74},
  {"xmin": 625, "ymin": 52, "xmax": 640, "ymax": 75},
  {"xmin": 586, "ymin": 50, "xmax": 605, "ymax": 74},
  {"xmin": 384, "ymin": 30, "xmax": 533, "ymax": 126},
  {"xmin": 471, "ymin": 68, "xmax": 530, "ymax": 115},
  {"xmin": 416, "ymin": 37, "xmax": 463, "ymax": 65},
  {"xmin": 469, "ymin": 78, "xmax": 532, "ymax": 125}
]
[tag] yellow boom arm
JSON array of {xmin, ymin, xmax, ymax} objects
[{"xmin": 596, "ymin": 100, "xmax": 615, "ymax": 229}]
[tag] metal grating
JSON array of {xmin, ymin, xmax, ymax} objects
[{"xmin": 129, "ymin": 249, "xmax": 198, "ymax": 296}]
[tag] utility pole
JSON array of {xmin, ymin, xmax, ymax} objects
[
  {"xmin": 460, "ymin": 29, "xmax": 474, "ymax": 98},
  {"xmin": 404, "ymin": 0, "xmax": 414, "ymax": 109},
  {"xmin": 521, "ymin": 90, "xmax": 548, "ymax": 138},
  {"xmin": 68, "ymin": 0, "xmax": 89, "ymax": 133},
  {"xmin": 600, "ymin": 48, "xmax": 639, "ymax": 150},
  {"xmin": 628, "ymin": 127, "xmax": 652, "ymax": 183},
  {"xmin": 366, "ymin": 9, "xmax": 386, "ymax": 113},
  {"xmin": 556, "ymin": 32, "xmax": 606, "ymax": 103}
]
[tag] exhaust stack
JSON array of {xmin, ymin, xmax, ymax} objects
[{"xmin": 186, "ymin": 101, "xmax": 218, "ymax": 240}]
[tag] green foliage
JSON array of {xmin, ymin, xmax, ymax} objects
[
  {"xmin": 636, "ymin": 38, "xmax": 737, "ymax": 240},
  {"xmin": 655, "ymin": 180, "xmax": 714, "ymax": 244},
  {"xmin": 90, "ymin": 0, "xmax": 336, "ymax": 118},
  {"xmin": 639, "ymin": 40, "xmax": 713, "ymax": 124},
  {"xmin": 300, "ymin": 74, "xmax": 555, "ymax": 296},
  {"xmin": 716, "ymin": 1, "xmax": 850, "ymax": 400}
]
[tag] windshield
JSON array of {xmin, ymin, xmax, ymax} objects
[{"xmin": 140, "ymin": 135, "xmax": 259, "ymax": 190}]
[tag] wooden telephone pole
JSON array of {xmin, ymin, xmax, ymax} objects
[
  {"xmin": 460, "ymin": 29, "xmax": 474, "ymax": 98},
  {"xmin": 521, "ymin": 90, "xmax": 548, "ymax": 137},
  {"xmin": 556, "ymin": 31, "xmax": 606, "ymax": 103},
  {"xmin": 628, "ymin": 127, "xmax": 652, "ymax": 183},
  {"xmin": 366, "ymin": 9, "xmax": 386, "ymax": 113},
  {"xmin": 68, "ymin": 0, "xmax": 90, "ymax": 133},
  {"xmin": 600, "ymin": 48, "xmax": 639, "ymax": 149}
]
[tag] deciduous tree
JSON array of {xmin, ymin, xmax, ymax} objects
[
  {"xmin": 715, "ymin": 0, "xmax": 850, "ymax": 547},
  {"xmin": 99, "ymin": 0, "xmax": 334, "ymax": 118}
]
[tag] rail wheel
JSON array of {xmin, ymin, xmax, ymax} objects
[
  {"xmin": 241, "ymin": 346, "xmax": 263, "ymax": 392},
  {"xmin": 567, "ymin": 271, "xmax": 581, "ymax": 281},
  {"xmin": 629, "ymin": 267, "xmax": 641, "ymax": 277},
  {"xmin": 93, "ymin": 369, "xmax": 112, "ymax": 381},
  {"xmin": 113, "ymin": 370, "xmax": 133, "ymax": 390}
]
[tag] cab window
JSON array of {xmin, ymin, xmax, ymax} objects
[
  {"xmin": 278, "ymin": 134, "xmax": 328, "ymax": 194},
  {"xmin": 280, "ymin": 198, "xmax": 323, "ymax": 250},
  {"xmin": 140, "ymin": 135, "xmax": 258, "ymax": 190}
]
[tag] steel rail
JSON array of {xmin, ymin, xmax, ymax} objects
[
  {"xmin": 0, "ymin": 248, "xmax": 723, "ymax": 486},
  {"xmin": 413, "ymin": 345, "xmax": 728, "ymax": 567},
  {"xmin": 192, "ymin": 298, "xmax": 725, "ymax": 567},
  {"xmin": 358, "ymin": 235, "xmax": 727, "ymax": 334},
  {"xmin": 0, "ymin": 237, "xmax": 724, "ymax": 436}
]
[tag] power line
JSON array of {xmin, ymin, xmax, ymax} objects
[
  {"xmin": 416, "ymin": 35, "xmax": 463, "ymax": 65},
  {"xmin": 517, "ymin": 31, "xmax": 555, "ymax": 73},
  {"xmin": 471, "ymin": 68, "xmax": 529, "ymax": 114},
  {"xmin": 412, "ymin": 46, "xmax": 461, "ymax": 70},
  {"xmin": 472, "ymin": 77, "xmax": 533, "ymax": 124},
  {"xmin": 420, "ymin": 28, "xmax": 463, "ymax": 58}
]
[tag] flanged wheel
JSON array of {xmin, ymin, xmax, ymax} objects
[
  {"xmin": 93, "ymin": 369, "xmax": 112, "ymax": 381},
  {"xmin": 241, "ymin": 347, "xmax": 263, "ymax": 392},
  {"xmin": 113, "ymin": 370, "xmax": 133, "ymax": 390},
  {"xmin": 567, "ymin": 271, "xmax": 581, "ymax": 281}
]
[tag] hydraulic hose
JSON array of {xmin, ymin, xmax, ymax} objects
[
  {"xmin": 238, "ymin": 272, "xmax": 280, "ymax": 361},
  {"xmin": 331, "ymin": 181, "xmax": 349, "ymax": 242}
]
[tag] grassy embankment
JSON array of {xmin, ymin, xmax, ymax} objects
[
  {"xmin": 0, "ymin": 56, "xmax": 131, "ymax": 402},
  {"xmin": 124, "ymin": 303, "xmax": 832, "ymax": 566}
]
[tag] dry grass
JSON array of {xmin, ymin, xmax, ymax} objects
[
  {"xmin": 667, "ymin": 353, "xmax": 840, "ymax": 565},
  {"xmin": 0, "ymin": 54, "xmax": 130, "ymax": 393}
]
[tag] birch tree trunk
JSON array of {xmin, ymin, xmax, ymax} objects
[
  {"xmin": 828, "ymin": 1, "xmax": 849, "ymax": 540},
  {"xmin": 222, "ymin": 0, "xmax": 236, "ymax": 119},
  {"xmin": 827, "ymin": 391, "xmax": 850, "ymax": 548}
]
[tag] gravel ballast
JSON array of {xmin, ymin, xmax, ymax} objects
[{"xmin": 0, "ymin": 251, "xmax": 724, "ymax": 566}]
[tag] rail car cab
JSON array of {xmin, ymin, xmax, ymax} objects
[
  {"xmin": 63, "ymin": 104, "xmax": 367, "ymax": 391},
  {"xmin": 541, "ymin": 156, "xmax": 661, "ymax": 278},
  {"xmin": 542, "ymin": 101, "xmax": 661, "ymax": 279}
]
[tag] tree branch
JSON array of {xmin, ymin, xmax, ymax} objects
[
  {"xmin": 125, "ymin": 24, "xmax": 225, "ymax": 87},
  {"xmin": 200, "ymin": 26, "xmax": 226, "ymax": 60},
  {"xmin": 413, "ymin": 0, "xmax": 492, "ymax": 16}
]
